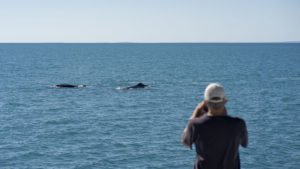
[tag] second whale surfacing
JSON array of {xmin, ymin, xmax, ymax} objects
[{"xmin": 124, "ymin": 83, "xmax": 148, "ymax": 90}]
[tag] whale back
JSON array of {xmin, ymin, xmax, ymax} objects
[{"xmin": 56, "ymin": 84, "xmax": 77, "ymax": 88}]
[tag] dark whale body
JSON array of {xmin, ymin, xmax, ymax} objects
[
  {"xmin": 125, "ymin": 83, "xmax": 148, "ymax": 89},
  {"xmin": 55, "ymin": 84, "xmax": 86, "ymax": 88}
]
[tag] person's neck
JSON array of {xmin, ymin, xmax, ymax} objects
[{"xmin": 207, "ymin": 108, "xmax": 227, "ymax": 116}]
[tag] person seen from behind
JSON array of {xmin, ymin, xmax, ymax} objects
[{"xmin": 182, "ymin": 83, "xmax": 248, "ymax": 169}]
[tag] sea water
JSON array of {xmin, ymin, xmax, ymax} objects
[{"xmin": 0, "ymin": 43, "xmax": 299, "ymax": 169}]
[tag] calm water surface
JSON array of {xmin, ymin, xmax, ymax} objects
[{"xmin": 0, "ymin": 43, "xmax": 299, "ymax": 169}]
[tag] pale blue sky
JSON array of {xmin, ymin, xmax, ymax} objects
[{"xmin": 0, "ymin": 0, "xmax": 299, "ymax": 42}]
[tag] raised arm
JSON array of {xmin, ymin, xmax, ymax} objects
[
  {"xmin": 190, "ymin": 101, "xmax": 208, "ymax": 119},
  {"xmin": 181, "ymin": 120, "xmax": 195, "ymax": 149}
]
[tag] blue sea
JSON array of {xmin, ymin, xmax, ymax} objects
[{"xmin": 0, "ymin": 43, "xmax": 299, "ymax": 169}]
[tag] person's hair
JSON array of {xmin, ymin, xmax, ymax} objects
[{"xmin": 207, "ymin": 101, "xmax": 226, "ymax": 110}]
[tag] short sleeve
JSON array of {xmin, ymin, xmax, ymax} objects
[
  {"xmin": 181, "ymin": 120, "xmax": 195, "ymax": 149},
  {"xmin": 240, "ymin": 119, "xmax": 248, "ymax": 147}
]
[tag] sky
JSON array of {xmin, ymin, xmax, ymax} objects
[{"xmin": 0, "ymin": 0, "xmax": 299, "ymax": 42}]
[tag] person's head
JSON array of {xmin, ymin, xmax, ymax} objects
[{"xmin": 204, "ymin": 83, "xmax": 227, "ymax": 111}]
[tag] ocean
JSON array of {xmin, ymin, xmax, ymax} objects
[{"xmin": 0, "ymin": 43, "xmax": 299, "ymax": 169}]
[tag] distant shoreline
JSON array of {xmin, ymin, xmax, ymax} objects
[{"xmin": 0, "ymin": 42, "xmax": 299, "ymax": 44}]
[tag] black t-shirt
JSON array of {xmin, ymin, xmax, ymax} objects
[{"xmin": 182, "ymin": 115, "xmax": 248, "ymax": 169}]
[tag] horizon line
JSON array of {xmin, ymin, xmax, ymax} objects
[{"xmin": 0, "ymin": 41, "xmax": 300, "ymax": 44}]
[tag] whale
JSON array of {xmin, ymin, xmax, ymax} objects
[
  {"xmin": 124, "ymin": 83, "xmax": 148, "ymax": 89},
  {"xmin": 55, "ymin": 84, "xmax": 86, "ymax": 88}
]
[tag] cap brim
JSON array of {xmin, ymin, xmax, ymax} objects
[{"xmin": 207, "ymin": 98, "xmax": 226, "ymax": 103}]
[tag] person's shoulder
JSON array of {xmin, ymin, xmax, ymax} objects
[
  {"xmin": 230, "ymin": 116, "xmax": 245, "ymax": 121},
  {"xmin": 225, "ymin": 115, "xmax": 242, "ymax": 120},
  {"xmin": 227, "ymin": 116, "xmax": 246, "ymax": 126}
]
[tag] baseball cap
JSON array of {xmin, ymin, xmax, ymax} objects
[{"xmin": 204, "ymin": 83, "xmax": 226, "ymax": 103}]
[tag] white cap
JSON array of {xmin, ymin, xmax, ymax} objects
[{"xmin": 204, "ymin": 83, "xmax": 226, "ymax": 103}]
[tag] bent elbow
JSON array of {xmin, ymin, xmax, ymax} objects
[{"xmin": 181, "ymin": 137, "xmax": 192, "ymax": 149}]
